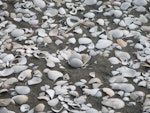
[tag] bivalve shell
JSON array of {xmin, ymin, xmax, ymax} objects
[
  {"xmin": 11, "ymin": 29, "xmax": 24, "ymax": 37},
  {"xmin": 12, "ymin": 95, "xmax": 28, "ymax": 105},
  {"xmin": 15, "ymin": 86, "xmax": 31, "ymax": 95}
]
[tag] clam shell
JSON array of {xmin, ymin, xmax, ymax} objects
[
  {"xmin": 15, "ymin": 86, "xmax": 30, "ymax": 95},
  {"xmin": 102, "ymin": 98, "xmax": 125, "ymax": 109},
  {"xmin": 68, "ymin": 58, "xmax": 83, "ymax": 68},
  {"xmin": 12, "ymin": 95, "xmax": 28, "ymax": 105},
  {"xmin": 34, "ymin": 103, "xmax": 45, "ymax": 112}
]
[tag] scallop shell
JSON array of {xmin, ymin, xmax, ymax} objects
[
  {"xmin": 102, "ymin": 98, "xmax": 125, "ymax": 109},
  {"xmin": 12, "ymin": 95, "xmax": 28, "ymax": 105},
  {"xmin": 15, "ymin": 86, "xmax": 31, "ymax": 95}
]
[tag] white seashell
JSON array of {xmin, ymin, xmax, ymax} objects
[
  {"xmin": 11, "ymin": 29, "xmax": 24, "ymax": 37},
  {"xmin": 37, "ymin": 96, "xmax": 50, "ymax": 101},
  {"xmin": 20, "ymin": 104, "xmax": 30, "ymax": 112},
  {"xmin": 78, "ymin": 38, "xmax": 92, "ymax": 45},
  {"xmin": 69, "ymin": 91, "xmax": 79, "ymax": 97},
  {"xmin": 12, "ymin": 65, "xmax": 28, "ymax": 73},
  {"xmin": 0, "ymin": 68, "xmax": 14, "ymax": 77},
  {"xmin": 102, "ymin": 98, "xmax": 125, "ymax": 109},
  {"xmin": 44, "ymin": 8, "xmax": 58, "ymax": 17},
  {"xmin": 46, "ymin": 89, "xmax": 55, "ymax": 99},
  {"xmin": 108, "ymin": 57, "xmax": 120, "ymax": 65},
  {"xmin": 112, "ymin": 10, "xmax": 122, "ymax": 18},
  {"xmin": 15, "ymin": 86, "xmax": 30, "ymax": 95},
  {"xmin": 44, "ymin": 69, "xmax": 63, "ymax": 81},
  {"xmin": 18, "ymin": 69, "xmax": 32, "ymax": 81},
  {"xmin": 96, "ymin": 39, "xmax": 112, "ymax": 49},
  {"xmin": 138, "ymin": 80, "xmax": 147, "ymax": 87},
  {"xmin": 34, "ymin": 103, "xmax": 45, "ymax": 112},
  {"xmin": 48, "ymin": 98, "xmax": 59, "ymax": 107},
  {"xmin": 33, "ymin": 0, "xmax": 46, "ymax": 8},
  {"xmin": 110, "ymin": 83, "xmax": 135, "ymax": 92},
  {"xmin": 130, "ymin": 91, "xmax": 145, "ymax": 102},
  {"xmin": 109, "ymin": 29, "xmax": 123, "ymax": 38},
  {"xmin": 84, "ymin": 0, "xmax": 97, "ymax": 5},
  {"xmin": 28, "ymin": 76, "xmax": 42, "ymax": 85},
  {"xmin": 109, "ymin": 75, "xmax": 128, "ymax": 83},
  {"xmin": 0, "ymin": 107, "xmax": 9, "ymax": 113},
  {"xmin": 66, "ymin": 16, "xmax": 80, "ymax": 27},
  {"xmin": 54, "ymin": 85, "xmax": 68, "ymax": 95},
  {"xmin": 68, "ymin": 58, "xmax": 83, "ymax": 68},
  {"xmin": 12, "ymin": 95, "xmax": 28, "ymax": 105},
  {"xmin": 28, "ymin": 19, "xmax": 39, "ymax": 25},
  {"xmin": 73, "ymin": 28, "xmax": 83, "ymax": 34},
  {"xmin": 132, "ymin": 0, "xmax": 147, "ymax": 6},
  {"xmin": 102, "ymin": 88, "xmax": 115, "ymax": 97}
]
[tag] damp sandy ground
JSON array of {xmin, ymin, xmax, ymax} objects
[{"xmin": 1, "ymin": 0, "xmax": 150, "ymax": 113}]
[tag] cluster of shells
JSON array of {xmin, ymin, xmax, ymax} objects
[{"xmin": 0, "ymin": 0, "xmax": 150, "ymax": 113}]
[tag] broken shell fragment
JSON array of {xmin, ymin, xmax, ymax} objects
[{"xmin": 15, "ymin": 86, "xmax": 30, "ymax": 95}]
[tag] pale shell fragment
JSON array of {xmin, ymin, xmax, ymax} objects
[
  {"xmin": 28, "ymin": 76, "xmax": 42, "ymax": 85},
  {"xmin": 18, "ymin": 69, "xmax": 32, "ymax": 81},
  {"xmin": 12, "ymin": 95, "xmax": 28, "ymax": 105},
  {"xmin": 11, "ymin": 29, "xmax": 24, "ymax": 37},
  {"xmin": 34, "ymin": 103, "xmax": 45, "ymax": 112},
  {"xmin": 68, "ymin": 58, "xmax": 83, "ymax": 68},
  {"xmin": 102, "ymin": 88, "xmax": 115, "ymax": 97},
  {"xmin": 84, "ymin": 0, "xmax": 97, "ymax": 5},
  {"xmin": 0, "ymin": 68, "xmax": 14, "ymax": 77},
  {"xmin": 0, "ymin": 98, "xmax": 12, "ymax": 107},
  {"xmin": 117, "ymin": 39, "xmax": 127, "ymax": 47},
  {"xmin": 66, "ymin": 16, "xmax": 80, "ymax": 27},
  {"xmin": 102, "ymin": 98, "xmax": 125, "ymax": 109},
  {"xmin": 33, "ymin": 0, "xmax": 46, "ymax": 8},
  {"xmin": 48, "ymin": 98, "xmax": 59, "ymax": 107},
  {"xmin": 130, "ymin": 91, "xmax": 145, "ymax": 102}
]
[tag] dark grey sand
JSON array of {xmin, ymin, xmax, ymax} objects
[{"xmin": 1, "ymin": 0, "xmax": 150, "ymax": 113}]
